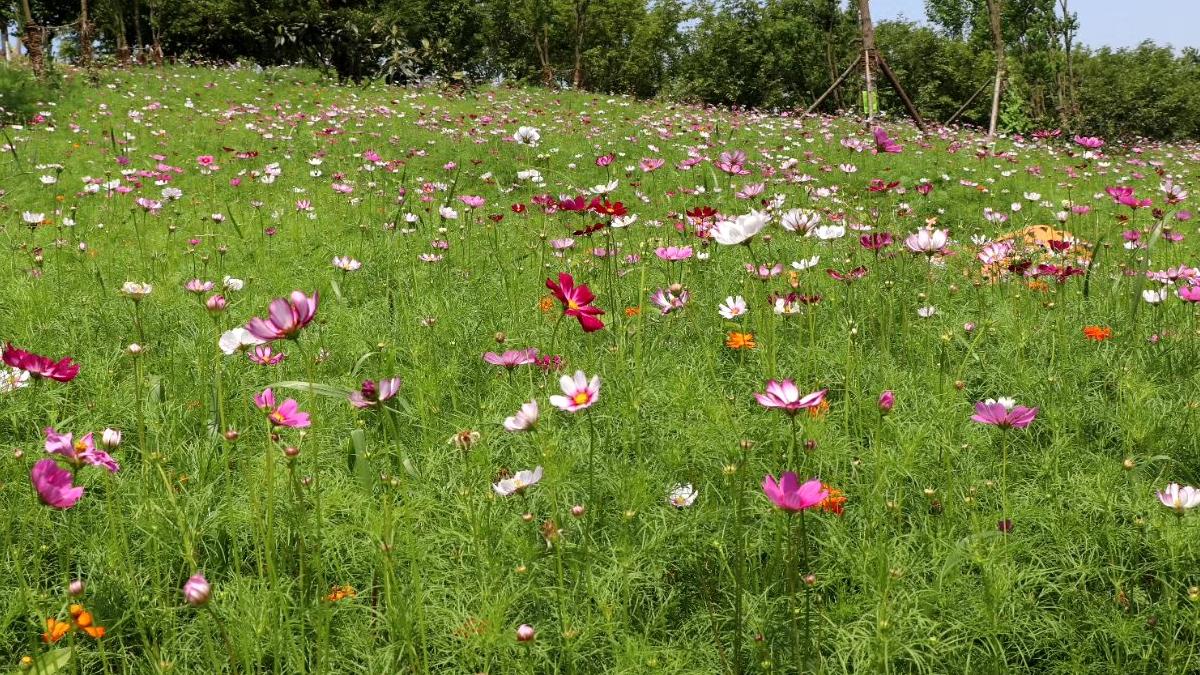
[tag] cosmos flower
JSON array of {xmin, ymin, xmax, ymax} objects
[
  {"xmin": 254, "ymin": 388, "xmax": 311, "ymax": 428},
  {"xmin": 549, "ymin": 370, "xmax": 600, "ymax": 412},
  {"xmin": 667, "ymin": 484, "xmax": 697, "ymax": 508},
  {"xmin": 503, "ymin": 400, "xmax": 540, "ymax": 432},
  {"xmin": 0, "ymin": 366, "xmax": 30, "ymax": 393},
  {"xmin": 30, "ymin": 459, "xmax": 84, "ymax": 509},
  {"xmin": 762, "ymin": 473, "xmax": 828, "ymax": 512},
  {"xmin": 44, "ymin": 428, "xmax": 119, "ymax": 473},
  {"xmin": 348, "ymin": 377, "xmax": 401, "ymax": 408},
  {"xmin": 545, "ymin": 273, "xmax": 605, "ymax": 333},
  {"xmin": 711, "ymin": 211, "xmax": 769, "ymax": 245},
  {"xmin": 971, "ymin": 400, "xmax": 1037, "ymax": 429},
  {"xmin": 493, "ymin": 466, "xmax": 544, "ymax": 496},
  {"xmin": 650, "ymin": 288, "xmax": 689, "ymax": 315},
  {"xmin": 484, "ymin": 349, "xmax": 538, "ymax": 369},
  {"xmin": 2, "ymin": 344, "xmax": 80, "ymax": 382},
  {"xmin": 247, "ymin": 345, "xmax": 286, "ymax": 366},
  {"xmin": 183, "ymin": 573, "xmax": 211, "ymax": 607},
  {"xmin": 1156, "ymin": 483, "xmax": 1200, "ymax": 514},
  {"xmin": 654, "ymin": 246, "xmax": 693, "ymax": 261},
  {"xmin": 905, "ymin": 227, "xmax": 948, "ymax": 255},
  {"xmin": 245, "ymin": 291, "xmax": 319, "ymax": 341},
  {"xmin": 755, "ymin": 380, "xmax": 826, "ymax": 415},
  {"xmin": 218, "ymin": 327, "xmax": 265, "ymax": 355},
  {"xmin": 513, "ymin": 126, "xmax": 541, "ymax": 146},
  {"xmin": 719, "ymin": 296, "xmax": 747, "ymax": 319},
  {"xmin": 332, "ymin": 256, "xmax": 362, "ymax": 271}
]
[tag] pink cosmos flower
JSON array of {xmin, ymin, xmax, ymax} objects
[
  {"xmin": 873, "ymin": 127, "xmax": 902, "ymax": 154},
  {"xmin": 245, "ymin": 291, "xmax": 319, "ymax": 341},
  {"xmin": 2, "ymin": 344, "xmax": 80, "ymax": 382},
  {"xmin": 31, "ymin": 459, "xmax": 84, "ymax": 509},
  {"xmin": 878, "ymin": 390, "xmax": 895, "ymax": 414},
  {"xmin": 639, "ymin": 158, "xmax": 665, "ymax": 172},
  {"xmin": 1073, "ymin": 135, "xmax": 1104, "ymax": 149},
  {"xmin": 1178, "ymin": 285, "xmax": 1200, "ymax": 302},
  {"xmin": 44, "ymin": 428, "xmax": 119, "ymax": 473},
  {"xmin": 762, "ymin": 473, "xmax": 828, "ymax": 512},
  {"xmin": 348, "ymin": 377, "xmax": 401, "ymax": 408},
  {"xmin": 1156, "ymin": 483, "xmax": 1200, "ymax": 513},
  {"xmin": 459, "ymin": 195, "xmax": 486, "ymax": 208},
  {"xmin": 970, "ymin": 400, "xmax": 1037, "ymax": 429},
  {"xmin": 183, "ymin": 573, "xmax": 211, "ymax": 606},
  {"xmin": 504, "ymin": 400, "xmax": 539, "ymax": 432},
  {"xmin": 654, "ymin": 246, "xmax": 693, "ymax": 262},
  {"xmin": 755, "ymin": 380, "xmax": 826, "ymax": 415},
  {"xmin": 549, "ymin": 370, "xmax": 600, "ymax": 412},
  {"xmin": 483, "ymin": 349, "xmax": 538, "ymax": 369},
  {"xmin": 545, "ymin": 273, "xmax": 605, "ymax": 333},
  {"xmin": 254, "ymin": 388, "xmax": 311, "ymax": 428},
  {"xmin": 247, "ymin": 345, "xmax": 286, "ymax": 365}
]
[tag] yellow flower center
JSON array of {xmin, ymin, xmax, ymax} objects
[
  {"xmin": 572, "ymin": 392, "xmax": 590, "ymax": 405},
  {"xmin": 74, "ymin": 440, "xmax": 88, "ymax": 453},
  {"xmin": 567, "ymin": 300, "xmax": 580, "ymax": 310}
]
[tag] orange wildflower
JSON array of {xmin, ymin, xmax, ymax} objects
[
  {"xmin": 538, "ymin": 296, "xmax": 555, "ymax": 313},
  {"xmin": 808, "ymin": 398, "xmax": 830, "ymax": 419},
  {"xmin": 624, "ymin": 306, "xmax": 641, "ymax": 317},
  {"xmin": 818, "ymin": 484, "xmax": 846, "ymax": 516},
  {"xmin": 43, "ymin": 605, "xmax": 105, "ymax": 643},
  {"xmin": 1083, "ymin": 325, "xmax": 1112, "ymax": 341},
  {"xmin": 325, "ymin": 585, "xmax": 357, "ymax": 602},
  {"xmin": 726, "ymin": 331, "xmax": 756, "ymax": 350},
  {"xmin": 1026, "ymin": 279, "xmax": 1049, "ymax": 292}
]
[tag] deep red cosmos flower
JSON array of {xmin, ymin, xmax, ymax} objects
[
  {"xmin": 545, "ymin": 273, "xmax": 605, "ymax": 333},
  {"xmin": 2, "ymin": 344, "xmax": 80, "ymax": 382}
]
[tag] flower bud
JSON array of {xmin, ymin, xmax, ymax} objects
[
  {"xmin": 571, "ymin": 505, "xmax": 585, "ymax": 518},
  {"xmin": 101, "ymin": 428, "xmax": 121, "ymax": 448},
  {"xmin": 516, "ymin": 624, "xmax": 536, "ymax": 642},
  {"xmin": 68, "ymin": 579, "xmax": 85, "ymax": 597},
  {"xmin": 183, "ymin": 573, "xmax": 210, "ymax": 607},
  {"xmin": 878, "ymin": 390, "xmax": 895, "ymax": 414}
]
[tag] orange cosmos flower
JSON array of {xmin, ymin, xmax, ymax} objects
[
  {"xmin": 1083, "ymin": 325, "xmax": 1112, "ymax": 341},
  {"xmin": 43, "ymin": 605, "xmax": 105, "ymax": 643},
  {"xmin": 818, "ymin": 484, "xmax": 846, "ymax": 516},
  {"xmin": 726, "ymin": 332, "xmax": 756, "ymax": 350},
  {"xmin": 325, "ymin": 585, "xmax": 357, "ymax": 602},
  {"xmin": 808, "ymin": 398, "xmax": 830, "ymax": 419},
  {"xmin": 538, "ymin": 296, "xmax": 555, "ymax": 313},
  {"xmin": 624, "ymin": 306, "xmax": 641, "ymax": 317}
]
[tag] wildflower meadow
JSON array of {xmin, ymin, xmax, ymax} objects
[{"xmin": 5, "ymin": 65, "xmax": 1200, "ymax": 673}]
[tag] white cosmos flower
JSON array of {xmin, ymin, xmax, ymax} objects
[
  {"xmin": 588, "ymin": 180, "xmax": 619, "ymax": 195},
  {"xmin": 719, "ymin": 296, "xmax": 747, "ymax": 319},
  {"xmin": 917, "ymin": 306, "xmax": 937, "ymax": 318},
  {"xmin": 611, "ymin": 214, "xmax": 638, "ymax": 228},
  {"xmin": 438, "ymin": 206, "xmax": 459, "ymax": 220},
  {"xmin": 493, "ymin": 466, "xmax": 544, "ymax": 496},
  {"xmin": 1143, "ymin": 288, "xmax": 1168, "ymax": 304},
  {"xmin": 513, "ymin": 126, "xmax": 541, "ymax": 146},
  {"xmin": 711, "ymin": 210, "xmax": 769, "ymax": 245},
  {"xmin": 791, "ymin": 256, "xmax": 820, "ymax": 271},
  {"xmin": 667, "ymin": 484, "xmax": 698, "ymax": 508},
  {"xmin": 219, "ymin": 327, "xmax": 265, "ymax": 355},
  {"xmin": 0, "ymin": 367, "xmax": 30, "ymax": 393},
  {"xmin": 222, "ymin": 276, "xmax": 244, "ymax": 292},
  {"xmin": 808, "ymin": 224, "xmax": 845, "ymax": 240}
]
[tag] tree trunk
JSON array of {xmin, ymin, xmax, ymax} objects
[
  {"xmin": 79, "ymin": 0, "xmax": 94, "ymax": 71},
  {"xmin": 1, "ymin": 23, "xmax": 9, "ymax": 62},
  {"xmin": 133, "ymin": 0, "xmax": 144, "ymax": 63},
  {"xmin": 535, "ymin": 25, "xmax": 553, "ymax": 87},
  {"xmin": 571, "ymin": 0, "xmax": 589, "ymax": 89},
  {"xmin": 856, "ymin": 0, "xmax": 877, "ymax": 121},
  {"xmin": 1059, "ymin": 0, "xmax": 1076, "ymax": 123},
  {"xmin": 986, "ymin": 0, "xmax": 1006, "ymax": 136},
  {"xmin": 20, "ymin": 0, "xmax": 45, "ymax": 80}
]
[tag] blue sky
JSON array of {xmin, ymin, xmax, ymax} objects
[{"xmin": 872, "ymin": 0, "xmax": 1195, "ymax": 50}]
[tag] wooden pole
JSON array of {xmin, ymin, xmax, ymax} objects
[
  {"xmin": 806, "ymin": 53, "xmax": 862, "ymax": 115},
  {"xmin": 985, "ymin": 0, "xmax": 1006, "ymax": 136},
  {"xmin": 946, "ymin": 77, "xmax": 993, "ymax": 126},
  {"xmin": 875, "ymin": 54, "xmax": 925, "ymax": 131},
  {"xmin": 856, "ymin": 0, "xmax": 877, "ymax": 121}
]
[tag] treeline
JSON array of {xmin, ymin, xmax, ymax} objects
[{"xmin": 9, "ymin": 0, "xmax": 1200, "ymax": 140}]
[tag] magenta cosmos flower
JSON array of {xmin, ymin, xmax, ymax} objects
[
  {"xmin": 546, "ymin": 273, "xmax": 605, "ymax": 333},
  {"xmin": 245, "ymin": 291, "xmax": 319, "ymax": 341},
  {"xmin": 30, "ymin": 459, "xmax": 84, "ymax": 509},
  {"xmin": 44, "ymin": 427, "xmax": 119, "ymax": 473},
  {"xmin": 483, "ymin": 348, "xmax": 538, "ymax": 369},
  {"xmin": 2, "ymin": 343, "xmax": 80, "ymax": 382},
  {"xmin": 348, "ymin": 377, "xmax": 401, "ymax": 409},
  {"xmin": 549, "ymin": 370, "xmax": 600, "ymax": 412},
  {"xmin": 254, "ymin": 388, "xmax": 311, "ymax": 428},
  {"xmin": 971, "ymin": 400, "xmax": 1037, "ymax": 429},
  {"xmin": 754, "ymin": 380, "xmax": 826, "ymax": 415},
  {"xmin": 762, "ymin": 473, "xmax": 828, "ymax": 512}
]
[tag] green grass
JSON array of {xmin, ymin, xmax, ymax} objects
[{"xmin": 2, "ymin": 65, "xmax": 1200, "ymax": 674}]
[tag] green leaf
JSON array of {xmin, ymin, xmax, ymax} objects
[
  {"xmin": 8, "ymin": 648, "xmax": 71, "ymax": 675},
  {"xmin": 268, "ymin": 381, "xmax": 354, "ymax": 399}
]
